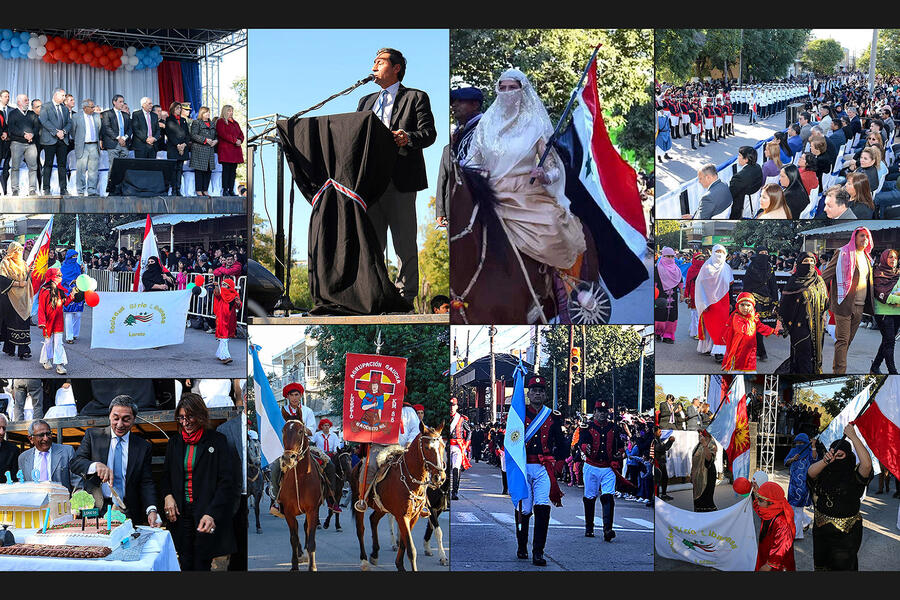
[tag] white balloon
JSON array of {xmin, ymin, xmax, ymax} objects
[
  {"xmin": 751, "ymin": 471, "xmax": 768, "ymax": 487},
  {"xmin": 128, "ymin": 55, "xmax": 138, "ymax": 66},
  {"xmin": 87, "ymin": 276, "xmax": 98, "ymax": 291},
  {"xmin": 35, "ymin": 47, "xmax": 46, "ymax": 57},
  {"xmin": 28, "ymin": 37, "xmax": 38, "ymax": 48},
  {"xmin": 126, "ymin": 45, "xmax": 137, "ymax": 56},
  {"xmin": 27, "ymin": 49, "xmax": 35, "ymax": 59},
  {"xmin": 124, "ymin": 63, "xmax": 134, "ymax": 71},
  {"xmin": 38, "ymin": 35, "xmax": 47, "ymax": 45}
]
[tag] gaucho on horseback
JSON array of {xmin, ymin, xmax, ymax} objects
[{"xmin": 269, "ymin": 383, "xmax": 343, "ymax": 517}]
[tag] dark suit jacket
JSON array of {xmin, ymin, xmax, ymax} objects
[
  {"xmin": 728, "ymin": 163, "xmax": 763, "ymax": 218},
  {"xmin": 164, "ymin": 115, "xmax": 190, "ymax": 161},
  {"xmin": 131, "ymin": 109, "xmax": 161, "ymax": 156},
  {"xmin": 698, "ymin": 179, "xmax": 733, "ymax": 219},
  {"xmin": 0, "ymin": 440, "xmax": 19, "ymax": 480},
  {"xmin": 161, "ymin": 430, "xmax": 237, "ymax": 558},
  {"xmin": 658, "ymin": 402, "xmax": 685, "ymax": 429},
  {"xmin": 69, "ymin": 427, "xmax": 157, "ymax": 524},
  {"xmin": 7, "ymin": 108, "xmax": 35, "ymax": 144},
  {"xmin": 356, "ymin": 84, "xmax": 436, "ymax": 192},
  {"xmin": 100, "ymin": 109, "xmax": 132, "ymax": 150},
  {"xmin": 830, "ymin": 129, "xmax": 847, "ymax": 152}
]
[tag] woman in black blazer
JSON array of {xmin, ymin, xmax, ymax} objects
[
  {"xmin": 165, "ymin": 101, "xmax": 191, "ymax": 196},
  {"xmin": 161, "ymin": 393, "xmax": 236, "ymax": 571}
]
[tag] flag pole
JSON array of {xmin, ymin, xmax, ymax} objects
[
  {"xmin": 706, "ymin": 375, "xmax": 739, "ymax": 427},
  {"xmin": 529, "ymin": 43, "xmax": 603, "ymax": 184}
]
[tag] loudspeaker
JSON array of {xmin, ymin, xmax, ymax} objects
[
  {"xmin": 786, "ymin": 103, "xmax": 805, "ymax": 129},
  {"xmin": 108, "ymin": 158, "xmax": 177, "ymax": 196}
]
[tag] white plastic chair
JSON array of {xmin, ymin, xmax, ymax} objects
[
  {"xmin": 765, "ymin": 175, "xmax": 781, "ymax": 185},
  {"xmin": 800, "ymin": 187, "xmax": 820, "ymax": 219}
]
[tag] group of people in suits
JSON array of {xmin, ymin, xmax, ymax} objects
[
  {"xmin": 0, "ymin": 88, "xmax": 245, "ymax": 198},
  {"xmin": 0, "ymin": 392, "xmax": 242, "ymax": 571}
]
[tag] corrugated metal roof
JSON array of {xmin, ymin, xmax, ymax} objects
[
  {"xmin": 801, "ymin": 222, "xmax": 900, "ymax": 236},
  {"xmin": 112, "ymin": 214, "xmax": 237, "ymax": 231}
]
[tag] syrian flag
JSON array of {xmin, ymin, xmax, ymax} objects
[
  {"xmin": 132, "ymin": 214, "xmax": 169, "ymax": 291},
  {"xmin": 250, "ymin": 343, "xmax": 285, "ymax": 469},
  {"xmin": 852, "ymin": 376, "xmax": 900, "ymax": 477},
  {"xmin": 25, "ymin": 215, "xmax": 53, "ymax": 293},
  {"xmin": 503, "ymin": 360, "xmax": 529, "ymax": 506},
  {"xmin": 553, "ymin": 51, "xmax": 648, "ymax": 298},
  {"xmin": 706, "ymin": 375, "xmax": 750, "ymax": 480}
]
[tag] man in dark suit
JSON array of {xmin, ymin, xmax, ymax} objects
[
  {"xmin": 69, "ymin": 395, "xmax": 161, "ymax": 527},
  {"xmin": 18, "ymin": 419, "xmax": 80, "ymax": 492},
  {"xmin": 38, "ymin": 87, "xmax": 71, "ymax": 195},
  {"xmin": 829, "ymin": 118, "xmax": 847, "ymax": 151},
  {"xmin": 131, "ymin": 96, "xmax": 160, "ymax": 159},
  {"xmin": 7, "ymin": 93, "xmax": 39, "ymax": 196},
  {"xmin": 728, "ymin": 146, "xmax": 763, "ymax": 218},
  {"xmin": 0, "ymin": 89, "xmax": 11, "ymax": 194},
  {"xmin": 100, "ymin": 94, "xmax": 132, "ymax": 193},
  {"xmin": 28, "ymin": 100, "xmax": 43, "ymax": 190},
  {"xmin": 692, "ymin": 164, "xmax": 732, "ymax": 219},
  {"xmin": 0, "ymin": 413, "xmax": 19, "ymax": 481},
  {"xmin": 356, "ymin": 48, "xmax": 437, "ymax": 304}
]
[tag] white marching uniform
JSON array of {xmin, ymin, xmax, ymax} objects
[
  {"xmin": 521, "ymin": 463, "xmax": 551, "ymax": 514},
  {"xmin": 450, "ymin": 413, "xmax": 464, "ymax": 469},
  {"xmin": 583, "ymin": 464, "xmax": 616, "ymax": 500}
]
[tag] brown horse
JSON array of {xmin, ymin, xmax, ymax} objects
[
  {"xmin": 322, "ymin": 449, "xmax": 353, "ymax": 532},
  {"xmin": 279, "ymin": 413, "xmax": 324, "ymax": 571},
  {"xmin": 352, "ymin": 425, "xmax": 446, "ymax": 571},
  {"xmin": 449, "ymin": 163, "xmax": 602, "ymax": 324}
]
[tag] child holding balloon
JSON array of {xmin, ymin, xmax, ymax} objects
[
  {"xmin": 60, "ymin": 250, "xmax": 84, "ymax": 344},
  {"xmin": 213, "ymin": 278, "xmax": 241, "ymax": 365},
  {"xmin": 37, "ymin": 268, "xmax": 82, "ymax": 374}
]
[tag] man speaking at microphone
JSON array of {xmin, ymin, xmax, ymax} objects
[{"xmin": 357, "ymin": 48, "xmax": 436, "ymax": 306}]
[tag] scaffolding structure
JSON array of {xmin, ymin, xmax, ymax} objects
[{"xmin": 759, "ymin": 374, "xmax": 779, "ymax": 474}]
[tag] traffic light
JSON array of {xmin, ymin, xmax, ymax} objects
[{"xmin": 570, "ymin": 347, "xmax": 581, "ymax": 374}]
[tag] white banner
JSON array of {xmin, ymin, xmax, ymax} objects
[
  {"xmin": 90, "ymin": 290, "xmax": 192, "ymax": 350},
  {"xmin": 655, "ymin": 496, "xmax": 758, "ymax": 571}
]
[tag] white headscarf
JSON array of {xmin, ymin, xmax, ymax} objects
[{"xmin": 695, "ymin": 244, "xmax": 734, "ymax": 315}]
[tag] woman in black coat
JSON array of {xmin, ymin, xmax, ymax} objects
[
  {"xmin": 165, "ymin": 101, "xmax": 191, "ymax": 196},
  {"xmin": 161, "ymin": 393, "xmax": 237, "ymax": 571}
]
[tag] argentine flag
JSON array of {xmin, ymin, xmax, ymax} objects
[
  {"xmin": 250, "ymin": 343, "xmax": 285, "ymax": 468},
  {"xmin": 74, "ymin": 215, "xmax": 83, "ymax": 267},
  {"xmin": 504, "ymin": 360, "xmax": 529, "ymax": 506}
]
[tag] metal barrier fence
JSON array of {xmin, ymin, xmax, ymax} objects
[{"xmin": 85, "ymin": 268, "xmax": 248, "ymax": 326}]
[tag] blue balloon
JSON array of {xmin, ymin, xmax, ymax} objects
[
  {"xmin": 17, "ymin": 46, "xmax": 28, "ymax": 58},
  {"xmin": 0, "ymin": 30, "xmax": 11, "ymax": 41},
  {"xmin": 19, "ymin": 31, "xmax": 30, "ymax": 43},
  {"xmin": 0, "ymin": 41, "xmax": 11, "ymax": 52},
  {"xmin": 8, "ymin": 36, "xmax": 18, "ymax": 47}
]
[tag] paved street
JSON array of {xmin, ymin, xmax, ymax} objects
[
  {"xmin": 656, "ymin": 301, "xmax": 884, "ymax": 374},
  {"xmin": 450, "ymin": 461, "xmax": 654, "ymax": 571},
  {"xmin": 654, "ymin": 468, "xmax": 900, "ymax": 571},
  {"xmin": 656, "ymin": 111, "xmax": 789, "ymax": 198},
  {"xmin": 0, "ymin": 310, "xmax": 246, "ymax": 378},
  {"xmin": 249, "ymin": 488, "xmax": 450, "ymax": 571}
]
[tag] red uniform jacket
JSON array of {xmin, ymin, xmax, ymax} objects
[
  {"xmin": 721, "ymin": 311, "xmax": 775, "ymax": 371},
  {"xmin": 213, "ymin": 288, "xmax": 242, "ymax": 339},
  {"xmin": 38, "ymin": 285, "xmax": 73, "ymax": 335}
]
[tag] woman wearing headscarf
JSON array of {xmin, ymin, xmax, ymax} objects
[
  {"xmin": 467, "ymin": 69, "xmax": 586, "ymax": 287},
  {"xmin": 141, "ymin": 256, "xmax": 175, "ymax": 291},
  {"xmin": 784, "ymin": 432, "xmax": 817, "ymax": 539},
  {"xmin": 0, "ymin": 242, "xmax": 33, "ymax": 359},
  {"xmin": 752, "ymin": 481, "xmax": 797, "ymax": 571},
  {"xmin": 654, "ymin": 247, "xmax": 682, "ymax": 344},
  {"xmin": 684, "ymin": 252, "xmax": 705, "ymax": 339},
  {"xmin": 871, "ymin": 248, "xmax": 900, "ymax": 373},
  {"xmin": 690, "ymin": 428, "xmax": 717, "ymax": 512},
  {"xmin": 695, "ymin": 244, "xmax": 733, "ymax": 362},
  {"xmin": 778, "ymin": 252, "xmax": 828, "ymax": 374},
  {"xmin": 807, "ymin": 424, "xmax": 873, "ymax": 570},
  {"xmin": 779, "ymin": 164, "xmax": 809, "ymax": 219},
  {"xmin": 60, "ymin": 250, "xmax": 84, "ymax": 344},
  {"xmin": 213, "ymin": 278, "xmax": 241, "ymax": 365},
  {"xmin": 161, "ymin": 393, "xmax": 236, "ymax": 570},
  {"xmin": 741, "ymin": 248, "xmax": 779, "ymax": 362}
]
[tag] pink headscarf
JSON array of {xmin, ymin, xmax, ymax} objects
[
  {"xmin": 656, "ymin": 247, "xmax": 682, "ymax": 292},
  {"xmin": 835, "ymin": 226, "xmax": 873, "ymax": 305}
]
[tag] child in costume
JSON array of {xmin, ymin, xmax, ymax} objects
[
  {"xmin": 38, "ymin": 268, "xmax": 79, "ymax": 374},
  {"xmin": 213, "ymin": 278, "xmax": 241, "ymax": 365},
  {"xmin": 721, "ymin": 291, "xmax": 780, "ymax": 372}
]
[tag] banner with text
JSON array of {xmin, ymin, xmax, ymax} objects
[
  {"xmin": 342, "ymin": 352, "xmax": 407, "ymax": 444},
  {"xmin": 90, "ymin": 290, "xmax": 192, "ymax": 350}
]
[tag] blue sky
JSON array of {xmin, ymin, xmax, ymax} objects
[
  {"xmin": 248, "ymin": 29, "xmax": 449, "ymax": 262},
  {"xmin": 656, "ymin": 375, "xmax": 846, "ymax": 404}
]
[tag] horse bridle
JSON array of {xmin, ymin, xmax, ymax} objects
[{"xmin": 281, "ymin": 420, "xmax": 310, "ymax": 472}]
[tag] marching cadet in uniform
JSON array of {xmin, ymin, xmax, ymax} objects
[
  {"xmin": 689, "ymin": 98, "xmax": 705, "ymax": 149},
  {"xmin": 449, "ymin": 397, "xmax": 471, "ymax": 500},
  {"xmin": 515, "ymin": 375, "xmax": 566, "ymax": 567},
  {"xmin": 703, "ymin": 98, "xmax": 717, "ymax": 143},
  {"xmin": 680, "ymin": 95, "xmax": 692, "ymax": 137},
  {"xmin": 714, "ymin": 97, "xmax": 725, "ymax": 141},
  {"xmin": 580, "ymin": 401, "xmax": 624, "ymax": 542},
  {"xmin": 667, "ymin": 93, "xmax": 682, "ymax": 139},
  {"xmin": 723, "ymin": 95, "xmax": 735, "ymax": 136}
]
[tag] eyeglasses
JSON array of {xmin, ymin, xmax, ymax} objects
[
  {"xmin": 32, "ymin": 431, "xmax": 52, "ymax": 438},
  {"xmin": 176, "ymin": 414, "xmax": 196, "ymax": 423}
]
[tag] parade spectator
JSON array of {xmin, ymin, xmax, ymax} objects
[
  {"xmin": 215, "ymin": 104, "xmax": 244, "ymax": 196},
  {"xmin": 189, "ymin": 106, "xmax": 217, "ymax": 196},
  {"xmin": 729, "ymin": 146, "xmax": 764, "ymax": 219},
  {"xmin": 871, "ymin": 248, "xmax": 900, "ymax": 374}
]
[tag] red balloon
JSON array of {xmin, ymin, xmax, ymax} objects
[
  {"xmin": 113, "ymin": 58, "xmax": 122, "ymax": 68},
  {"xmin": 60, "ymin": 41, "xmax": 71, "ymax": 52},
  {"xmin": 84, "ymin": 290, "xmax": 99, "ymax": 307},
  {"xmin": 194, "ymin": 275, "xmax": 205, "ymax": 287},
  {"xmin": 81, "ymin": 53, "xmax": 92, "ymax": 64},
  {"xmin": 99, "ymin": 56, "xmax": 109, "ymax": 66},
  {"xmin": 86, "ymin": 40, "xmax": 96, "ymax": 49},
  {"xmin": 93, "ymin": 46, "xmax": 103, "ymax": 58},
  {"xmin": 67, "ymin": 50, "xmax": 78, "ymax": 61},
  {"xmin": 733, "ymin": 477, "xmax": 752, "ymax": 496},
  {"xmin": 654, "ymin": 286, "xmax": 659, "ymax": 299},
  {"xmin": 42, "ymin": 54, "xmax": 55, "ymax": 64}
]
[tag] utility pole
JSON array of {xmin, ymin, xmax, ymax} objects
[
  {"xmin": 581, "ymin": 325, "xmax": 587, "ymax": 414},
  {"xmin": 533, "ymin": 325, "xmax": 541, "ymax": 372},
  {"xmin": 490, "ymin": 326, "xmax": 497, "ymax": 424},
  {"xmin": 552, "ymin": 359, "xmax": 558, "ymax": 411},
  {"xmin": 637, "ymin": 336, "xmax": 646, "ymax": 412},
  {"xmin": 869, "ymin": 29, "xmax": 879, "ymax": 95},
  {"xmin": 738, "ymin": 29, "xmax": 743, "ymax": 86},
  {"xmin": 567, "ymin": 325, "xmax": 574, "ymax": 413}
]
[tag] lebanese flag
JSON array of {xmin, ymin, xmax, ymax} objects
[
  {"xmin": 132, "ymin": 214, "xmax": 169, "ymax": 291},
  {"xmin": 852, "ymin": 375, "xmax": 900, "ymax": 478},
  {"xmin": 553, "ymin": 50, "xmax": 648, "ymax": 298},
  {"xmin": 25, "ymin": 215, "xmax": 53, "ymax": 293}
]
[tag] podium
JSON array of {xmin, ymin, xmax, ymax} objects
[{"xmin": 277, "ymin": 111, "xmax": 412, "ymax": 315}]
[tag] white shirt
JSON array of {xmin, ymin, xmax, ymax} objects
[
  {"xmin": 372, "ymin": 81, "xmax": 400, "ymax": 128},
  {"xmin": 312, "ymin": 431, "xmax": 342, "ymax": 453},
  {"xmin": 88, "ymin": 430, "xmax": 129, "ymax": 500},
  {"xmin": 31, "ymin": 446, "xmax": 52, "ymax": 481},
  {"xmin": 285, "ymin": 403, "xmax": 317, "ymax": 434},
  {"xmin": 397, "ymin": 405, "xmax": 421, "ymax": 447},
  {"xmin": 82, "ymin": 112, "xmax": 96, "ymax": 142}
]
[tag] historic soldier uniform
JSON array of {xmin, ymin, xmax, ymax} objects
[
  {"xmin": 703, "ymin": 99, "xmax": 717, "ymax": 143},
  {"xmin": 449, "ymin": 397, "xmax": 471, "ymax": 500},
  {"xmin": 580, "ymin": 401, "xmax": 624, "ymax": 541},
  {"xmin": 515, "ymin": 375, "xmax": 566, "ymax": 566},
  {"xmin": 689, "ymin": 99, "xmax": 704, "ymax": 150},
  {"xmin": 680, "ymin": 97, "xmax": 692, "ymax": 137}
]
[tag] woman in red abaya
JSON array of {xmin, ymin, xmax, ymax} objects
[
  {"xmin": 721, "ymin": 292, "xmax": 780, "ymax": 372},
  {"xmin": 753, "ymin": 481, "xmax": 796, "ymax": 571},
  {"xmin": 695, "ymin": 244, "xmax": 733, "ymax": 362},
  {"xmin": 213, "ymin": 278, "xmax": 241, "ymax": 365}
]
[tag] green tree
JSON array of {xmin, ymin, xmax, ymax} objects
[
  {"xmin": 821, "ymin": 375, "xmax": 884, "ymax": 418},
  {"xmin": 804, "ymin": 39, "xmax": 845, "ymax": 75},
  {"xmin": 655, "ymin": 220, "xmax": 686, "ymax": 252},
  {"xmin": 451, "ymin": 29, "xmax": 652, "ymax": 166},
  {"xmin": 742, "ymin": 29, "xmax": 810, "ymax": 81},
  {"xmin": 655, "ymin": 29, "xmax": 705, "ymax": 82},
  {"xmin": 417, "ymin": 196, "xmax": 449, "ymax": 313},
  {"xmin": 52, "ymin": 214, "xmax": 138, "ymax": 252},
  {"xmin": 730, "ymin": 220, "xmax": 822, "ymax": 255},
  {"xmin": 307, "ymin": 325, "xmax": 450, "ymax": 427},
  {"xmin": 698, "ymin": 29, "xmax": 742, "ymax": 79},
  {"xmin": 859, "ymin": 30, "xmax": 900, "ymax": 76}
]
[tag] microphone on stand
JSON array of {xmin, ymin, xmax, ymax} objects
[{"xmin": 360, "ymin": 74, "xmax": 375, "ymax": 84}]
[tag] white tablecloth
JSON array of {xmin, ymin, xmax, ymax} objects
[
  {"xmin": 662, "ymin": 429, "xmax": 725, "ymax": 478},
  {"xmin": 3, "ymin": 526, "xmax": 179, "ymax": 571}
]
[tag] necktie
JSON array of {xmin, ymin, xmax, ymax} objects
[
  {"xmin": 113, "ymin": 436, "xmax": 125, "ymax": 499},
  {"xmin": 56, "ymin": 104, "xmax": 62, "ymax": 127},
  {"xmin": 375, "ymin": 90, "xmax": 388, "ymax": 125},
  {"xmin": 87, "ymin": 114, "xmax": 94, "ymax": 142},
  {"xmin": 39, "ymin": 451, "xmax": 49, "ymax": 481},
  {"xmin": 145, "ymin": 112, "xmax": 151, "ymax": 137},
  {"xmin": 117, "ymin": 110, "xmax": 123, "ymax": 136}
]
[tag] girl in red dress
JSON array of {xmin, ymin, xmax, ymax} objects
[
  {"xmin": 721, "ymin": 292, "xmax": 780, "ymax": 372},
  {"xmin": 37, "ymin": 268, "xmax": 78, "ymax": 374},
  {"xmin": 213, "ymin": 278, "xmax": 241, "ymax": 365},
  {"xmin": 752, "ymin": 481, "xmax": 796, "ymax": 571}
]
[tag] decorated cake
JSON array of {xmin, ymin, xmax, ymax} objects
[
  {"xmin": 0, "ymin": 481, "xmax": 70, "ymax": 529},
  {"xmin": 25, "ymin": 518, "xmax": 134, "ymax": 550}
]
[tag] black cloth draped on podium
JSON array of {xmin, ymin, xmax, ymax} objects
[{"xmin": 277, "ymin": 111, "xmax": 413, "ymax": 315}]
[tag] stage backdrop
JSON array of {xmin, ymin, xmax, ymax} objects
[{"xmin": 0, "ymin": 60, "xmax": 158, "ymax": 112}]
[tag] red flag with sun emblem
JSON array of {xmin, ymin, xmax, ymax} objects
[{"xmin": 343, "ymin": 353, "xmax": 407, "ymax": 444}]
